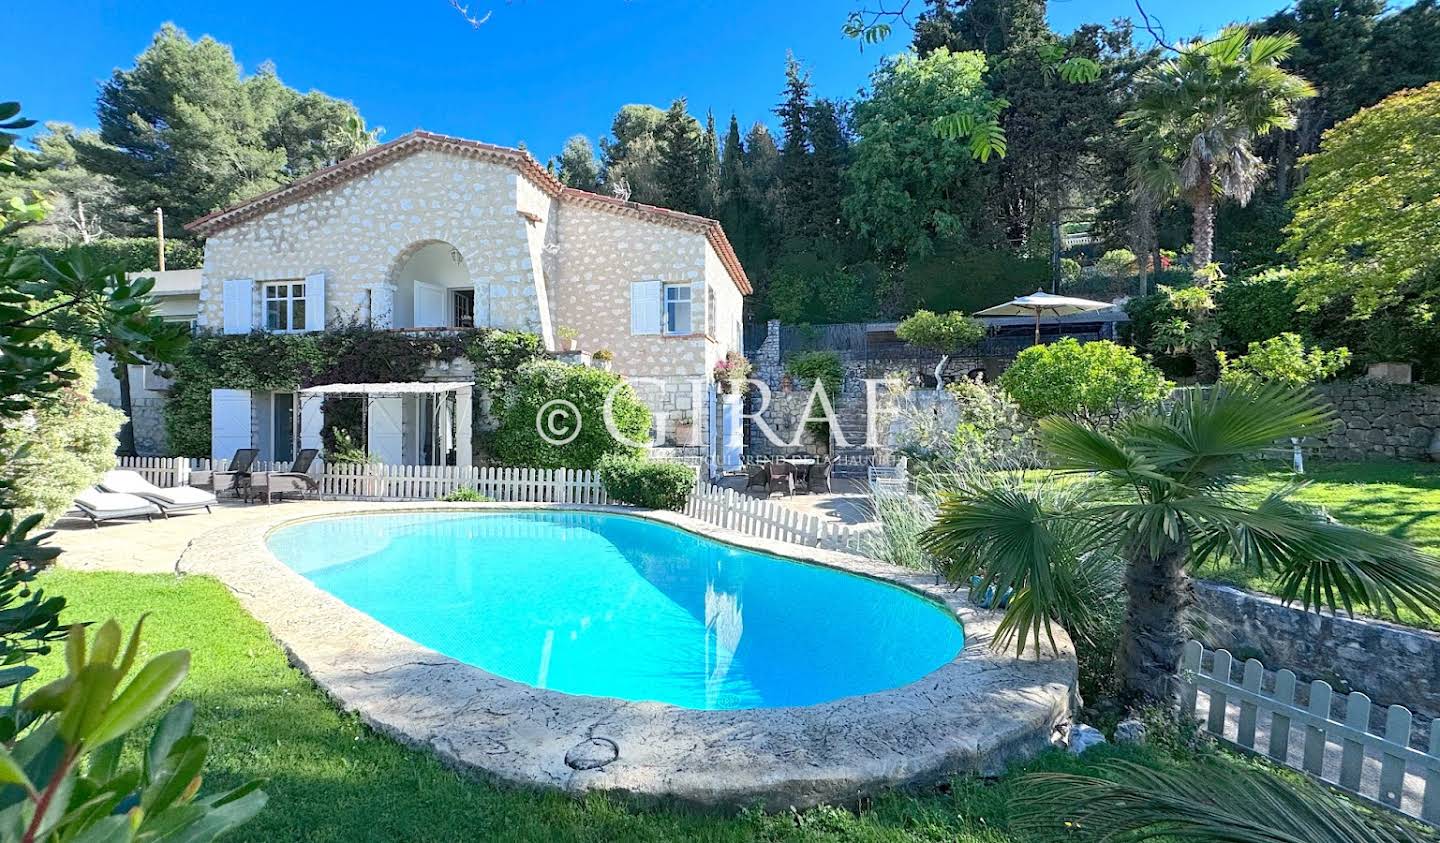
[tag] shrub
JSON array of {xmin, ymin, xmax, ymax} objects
[
  {"xmin": 895, "ymin": 309, "xmax": 985, "ymax": 355},
  {"xmin": 1216, "ymin": 267, "xmax": 1300, "ymax": 350},
  {"xmin": 1060, "ymin": 257, "xmax": 1082, "ymax": 284},
  {"xmin": 597, "ymin": 454, "xmax": 694, "ymax": 510},
  {"xmin": 784, "ymin": 350, "xmax": 844, "ymax": 394},
  {"xmin": 491, "ymin": 361, "xmax": 651, "ymax": 469},
  {"xmin": 24, "ymin": 236, "xmax": 204, "ymax": 273},
  {"xmin": 441, "ymin": 487, "xmax": 491, "ymax": 502},
  {"xmin": 1096, "ymin": 248, "xmax": 1138, "ymax": 277},
  {"xmin": 999, "ymin": 338, "xmax": 1170, "ymax": 420},
  {"xmin": 1218, "ymin": 332, "xmax": 1351, "ymax": 388},
  {"xmin": 0, "ymin": 337, "xmax": 125, "ymax": 525}
]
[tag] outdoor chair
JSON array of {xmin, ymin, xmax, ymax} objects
[
  {"xmin": 71, "ymin": 488, "xmax": 160, "ymax": 527},
  {"xmin": 766, "ymin": 460, "xmax": 795, "ymax": 497},
  {"xmin": 248, "ymin": 448, "xmax": 321, "ymax": 503},
  {"xmin": 744, "ymin": 463, "xmax": 769, "ymax": 492},
  {"xmin": 867, "ymin": 456, "xmax": 909, "ymax": 494},
  {"xmin": 194, "ymin": 448, "xmax": 259, "ymax": 498},
  {"xmin": 807, "ymin": 457, "xmax": 835, "ymax": 494},
  {"xmin": 98, "ymin": 470, "xmax": 216, "ymax": 515}
]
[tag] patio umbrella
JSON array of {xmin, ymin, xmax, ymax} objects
[{"xmin": 974, "ymin": 290, "xmax": 1114, "ymax": 345}]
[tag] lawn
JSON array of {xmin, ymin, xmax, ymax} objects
[
  {"xmin": 1206, "ymin": 459, "xmax": 1440, "ymax": 629},
  {"xmin": 35, "ymin": 568, "xmax": 1207, "ymax": 843}
]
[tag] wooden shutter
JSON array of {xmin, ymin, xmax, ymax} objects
[
  {"xmin": 298, "ymin": 394, "xmax": 324, "ymax": 452},
  {"xmin": 630, "ymin": 280, "xmax": 662, "ymax": 335},
  {"xmin": 414, "ymin": 282, "xmax": 446, "ymax": 328},
  {"xmin": 367, "ymin": 395, "xmax": 405, "ymax": 464},
  {"xmin": 210, "ymin": 389, "xmax": 253, "ymax": 460},
  {"xmin": 222, "ymin": 279, "xmax": 254, "ymax": 335},
  {"xmin": 304, "ymin": 272, "xmax": 326, "ymax": 332}
]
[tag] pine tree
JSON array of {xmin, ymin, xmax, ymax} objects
[
  {"xmin": 556, "ymin": 134, "xmax": 601, "ymax": 192},
  {"xmin": 700, "ymin": 109, "xmax": 721, "ymax": 216},
  {"xmin": 775, "ymin": 52, "xmax": 813, "ymax": 242},
  {"xmin": 656, "ymin": 98, "xmax": 706, "ymax": 214}
]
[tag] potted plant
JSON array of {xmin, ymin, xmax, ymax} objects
[
  {"xmin": 592, "ymin": 348, "xmax": 614, "ymax": 371},
  {"xmin": 671, "ymin": 413, "xmax": 695, "ymax": 445},
  {"xmin": 557, "ymin": 326, "xmax": 579, "ymax": 351},
  {"xmin": 713, "ymin": 351, "xmax": 753, "ymax": 395}
]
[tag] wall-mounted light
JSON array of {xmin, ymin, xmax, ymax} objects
[{"xmin": 450, "ymin": 247, "xmax": 462, "ymax": 264}]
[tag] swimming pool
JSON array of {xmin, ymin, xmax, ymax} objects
[{"xmin": 267, "ymin": 510, "xmax": 964, "ymax": 710}]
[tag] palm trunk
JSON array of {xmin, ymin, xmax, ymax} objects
[
  {"xmin": 1190, "ymin": 189, "xmax": 1215, "ymax": 269},
  {"xmin": 1117, "ymin": 537, "xmax": 1194, "ymax": 706}
]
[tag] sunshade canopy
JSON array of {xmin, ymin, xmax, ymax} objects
[
  {"xmin": 974, "ymin": 290, "xmax": 1114, "ymax": 318},
  {"xmin": 298, "ymin": 381, "xmax": 473, "ymax": 396}
]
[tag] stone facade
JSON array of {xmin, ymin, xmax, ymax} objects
[
  {"xmin": 190, "ymin": 133, "xmax": 750, "ymax": 457},
  {"xmin": 1313, "ymin": 380, "xmax": 1440, "ymax": 461}
]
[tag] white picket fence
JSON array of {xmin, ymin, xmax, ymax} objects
[
  {"xmin": 682, "ymin": 481, "xmax": 861, "ymax": 550},
  {"xmin": 1179, "ymin": 639, "xmax": 1440, "ymax": 824},
  {"xmin": 116, "ymin": 457, "xmax": 608, "ymax": 504}
]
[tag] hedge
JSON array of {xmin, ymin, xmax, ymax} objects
[
  {"xmin": 490, "ymin": 361, "xmax": 651, "ymax": 470},
  {"xmin": 24, "ymin": 237, "xmax": 203, "ymax": 273},
  {"xmin": 596, "ymin": 454, "xmax": 694, "ymax": 511}
]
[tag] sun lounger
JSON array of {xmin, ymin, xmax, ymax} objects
[
  {"xmin": 99, "ymin": 470, "xmax": 216, "ymax": 514},
  {"xmin": 191, "ymin": 448, "xmax": 259, "ymax": 498},
  {"xmin": 72, "ymin": 488, "xmax": 161, "ymax": 527}
]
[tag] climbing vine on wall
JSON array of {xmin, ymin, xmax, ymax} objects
[{"xmin": 164, "ymin": 327, "xmax": 546, "ymax": 457}]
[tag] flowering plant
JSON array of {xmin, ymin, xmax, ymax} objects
[{"xmin": 713, "ymin": 352, "xmax": 753, "ymax": 394}]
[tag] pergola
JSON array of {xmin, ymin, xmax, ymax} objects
[{"xmin": 296, "ymin": 381, "xmax": 473, "ymax": 470}]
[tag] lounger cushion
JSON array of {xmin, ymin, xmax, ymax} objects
[
  {"xmin": 74, "ymin": 489, "xmax": 160, "ymax": 519},
  {"xmin": 99, "ymin": 470, "xmax": 217, "ymax": 507}
]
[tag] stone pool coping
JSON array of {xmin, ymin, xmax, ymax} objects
[{"xmin": 178, "ymin": 501, "xmax": 1077, "ymax": 810}]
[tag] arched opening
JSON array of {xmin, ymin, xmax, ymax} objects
[{"xmin": 391, "ymin": 241, "xmax": 475, "ymax": 329}]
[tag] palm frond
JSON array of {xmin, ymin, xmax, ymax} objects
[
  {"xmin": 1010, "ymin": 759, "xmax": 1426, "ymax": 843},
  {"xmin": 1187, "ymin": 491, "xmax": 1440, "ymax": 621},
  {"xmin": 1039, "ymin": 417, "xmax": 1164, "ymax": 483},
  {"xmin": 1125, "ymin": 384, "xmax": 1334, "ymax": 481},
  {"xmin": 920, "ymin": 480, "xmax": 1118, "ymax": 654}
]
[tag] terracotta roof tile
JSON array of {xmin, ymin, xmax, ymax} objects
[{"xmin": 185, "ymin": 130, "xmax": 750, "ymax": 295}]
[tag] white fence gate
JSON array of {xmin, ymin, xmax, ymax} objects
[
  {"xmin": 1179, "ymin": 639, "xmax": 1440, "ymax": 825},
  {"xmin": 682, "ymin": 481, "xmax": 861, "ymax": 550}
]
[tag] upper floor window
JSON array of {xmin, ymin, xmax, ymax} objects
[
  {"xmin": 707, "ymin": 288, "xmax": 717, "ymax": 338},
  {"xmin": 664, "ymin": 284, "xmax": 692, "ymax": 335},
  {"xmin": 263, "ymin": 281, "xmax": 307, "ymax": 332}
]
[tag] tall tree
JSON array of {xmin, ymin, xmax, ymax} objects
[
  {"xmin": 700, "ymin": 110, "xmax": 721, "ymax": 215},
  {"xmin": 0, "ymin": 123, "xmax": 138, "ymax": 244},
  {"xmin": 844, "ymin": 48, "xmax": 1003, "ymax": 257},
  {"xmin": 74, "ymin": 25, "xmax": 372, "ymax": 238},
  {"xmin": 655, "ymin": 98, "xmax": 706, "ymax": 214},
  {"xmin": 774, "ymin": 52, "xmax": 814, "ymax": 242},
  {"xmin": 1123, "ymin": 26, "xmax": 1315, "ymax": 269},
  {"xmin": 599, "ymin": 104, "xmax": 666, "ymax": 203},
  {"xmin": 800, "ymin": 99, "xmax": 851, "ymax": 245},
  {"xmin": 555, "ymin": 134, "xmax": 601, "ymax": 192}
]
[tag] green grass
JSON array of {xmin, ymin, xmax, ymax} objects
[
  {"xmin": 1205, "ymin": 460, "xmax": 1440, "ymax": 629},
  {"xmin": 34, "ymin": 569, "xmax": 1210, "ymax": 843}
]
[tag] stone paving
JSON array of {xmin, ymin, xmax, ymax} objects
[{"xmin": 49, "ymin": 499, "xmax": 1077, "ymax": 809}]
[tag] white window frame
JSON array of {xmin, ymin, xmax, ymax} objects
[
  {"xmin": 663, "ymin": 283, "xmax": 692, "ymax": 335},
  {"xmin": 262, "ymin": 280, "xmax": 307, "ymax": 333}
]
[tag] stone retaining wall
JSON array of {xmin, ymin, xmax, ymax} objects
[
  {"xmin": 1195, "ymin": 581, "xmax": 1440, "ymax": 727},
  {"xmin": 1313, "ymin": 381, "xmax": 1440, "ymax": 461}
]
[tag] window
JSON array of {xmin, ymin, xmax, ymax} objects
[
  {"xmin": 452, "ymin": 289, "xmax": 475, "ymax": 328},
  {"xmin": 664, "ymin": 284, "xmax": 692, "ymax": 335},
  {"xmin": 707, "ymin": 288, "xmax": 717, "ymax": 338},
  {"xmin": 263, "ymin": 281, "xmax": 306, "ymax": 332}
]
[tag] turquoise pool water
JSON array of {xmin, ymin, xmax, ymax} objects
[{"xmin": 267, "ymin": 511, "xmax": 964, "ymax": 710}]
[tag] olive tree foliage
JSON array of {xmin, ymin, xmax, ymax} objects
[
  {"xmin": 1287, "ymin": 82, "xmax": 1440, "ymax": 323},
  {"xmin": 894, "ymin": 309, "xmax": 985, "ymax": 387}
]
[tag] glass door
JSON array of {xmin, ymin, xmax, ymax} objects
[{"xmin": 272, "ymin": 392, "xmax": 295, "ymax": 463}]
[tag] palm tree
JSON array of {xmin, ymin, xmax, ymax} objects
[
  {"xmin": 920, "ymin": 384, "xmax": 1440, "ymax": 704},
  {"xmin": 1123, "ymin": 27, "xmax": 1315, "ymax": 268}
]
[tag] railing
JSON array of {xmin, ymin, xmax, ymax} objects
[
  {"xmin": 116, "ymin": 457, "xmax": 608, "ymax": 504},
  {"xmin": 1179, "ymin": 639, "xmax": 1440, "ymax": 825},
  {"xmin": 682, "ymin": 481, "xmax": 861, "ymax": 550}
]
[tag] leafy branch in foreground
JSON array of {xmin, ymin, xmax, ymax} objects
[
  {"xmin": 1010, "ymin": 759, "xmax": 1427, "ymax": 843},
  {"xmin": 0, "ymin": 620, "xmax": 267, "ymax": 842}
]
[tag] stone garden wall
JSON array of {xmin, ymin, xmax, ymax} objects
[
  {"xmin": 1195, "ymin": 581, "xmax": 1440, "ymax": 732},
  {"xmin": 1312, "ymin": 381, "xmax": 1440, "ymax": 461}
]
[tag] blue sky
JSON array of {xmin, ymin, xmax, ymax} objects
[{"xmin": 9, "ymin": 0, "xmax": 1291, "ymax": 163}]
